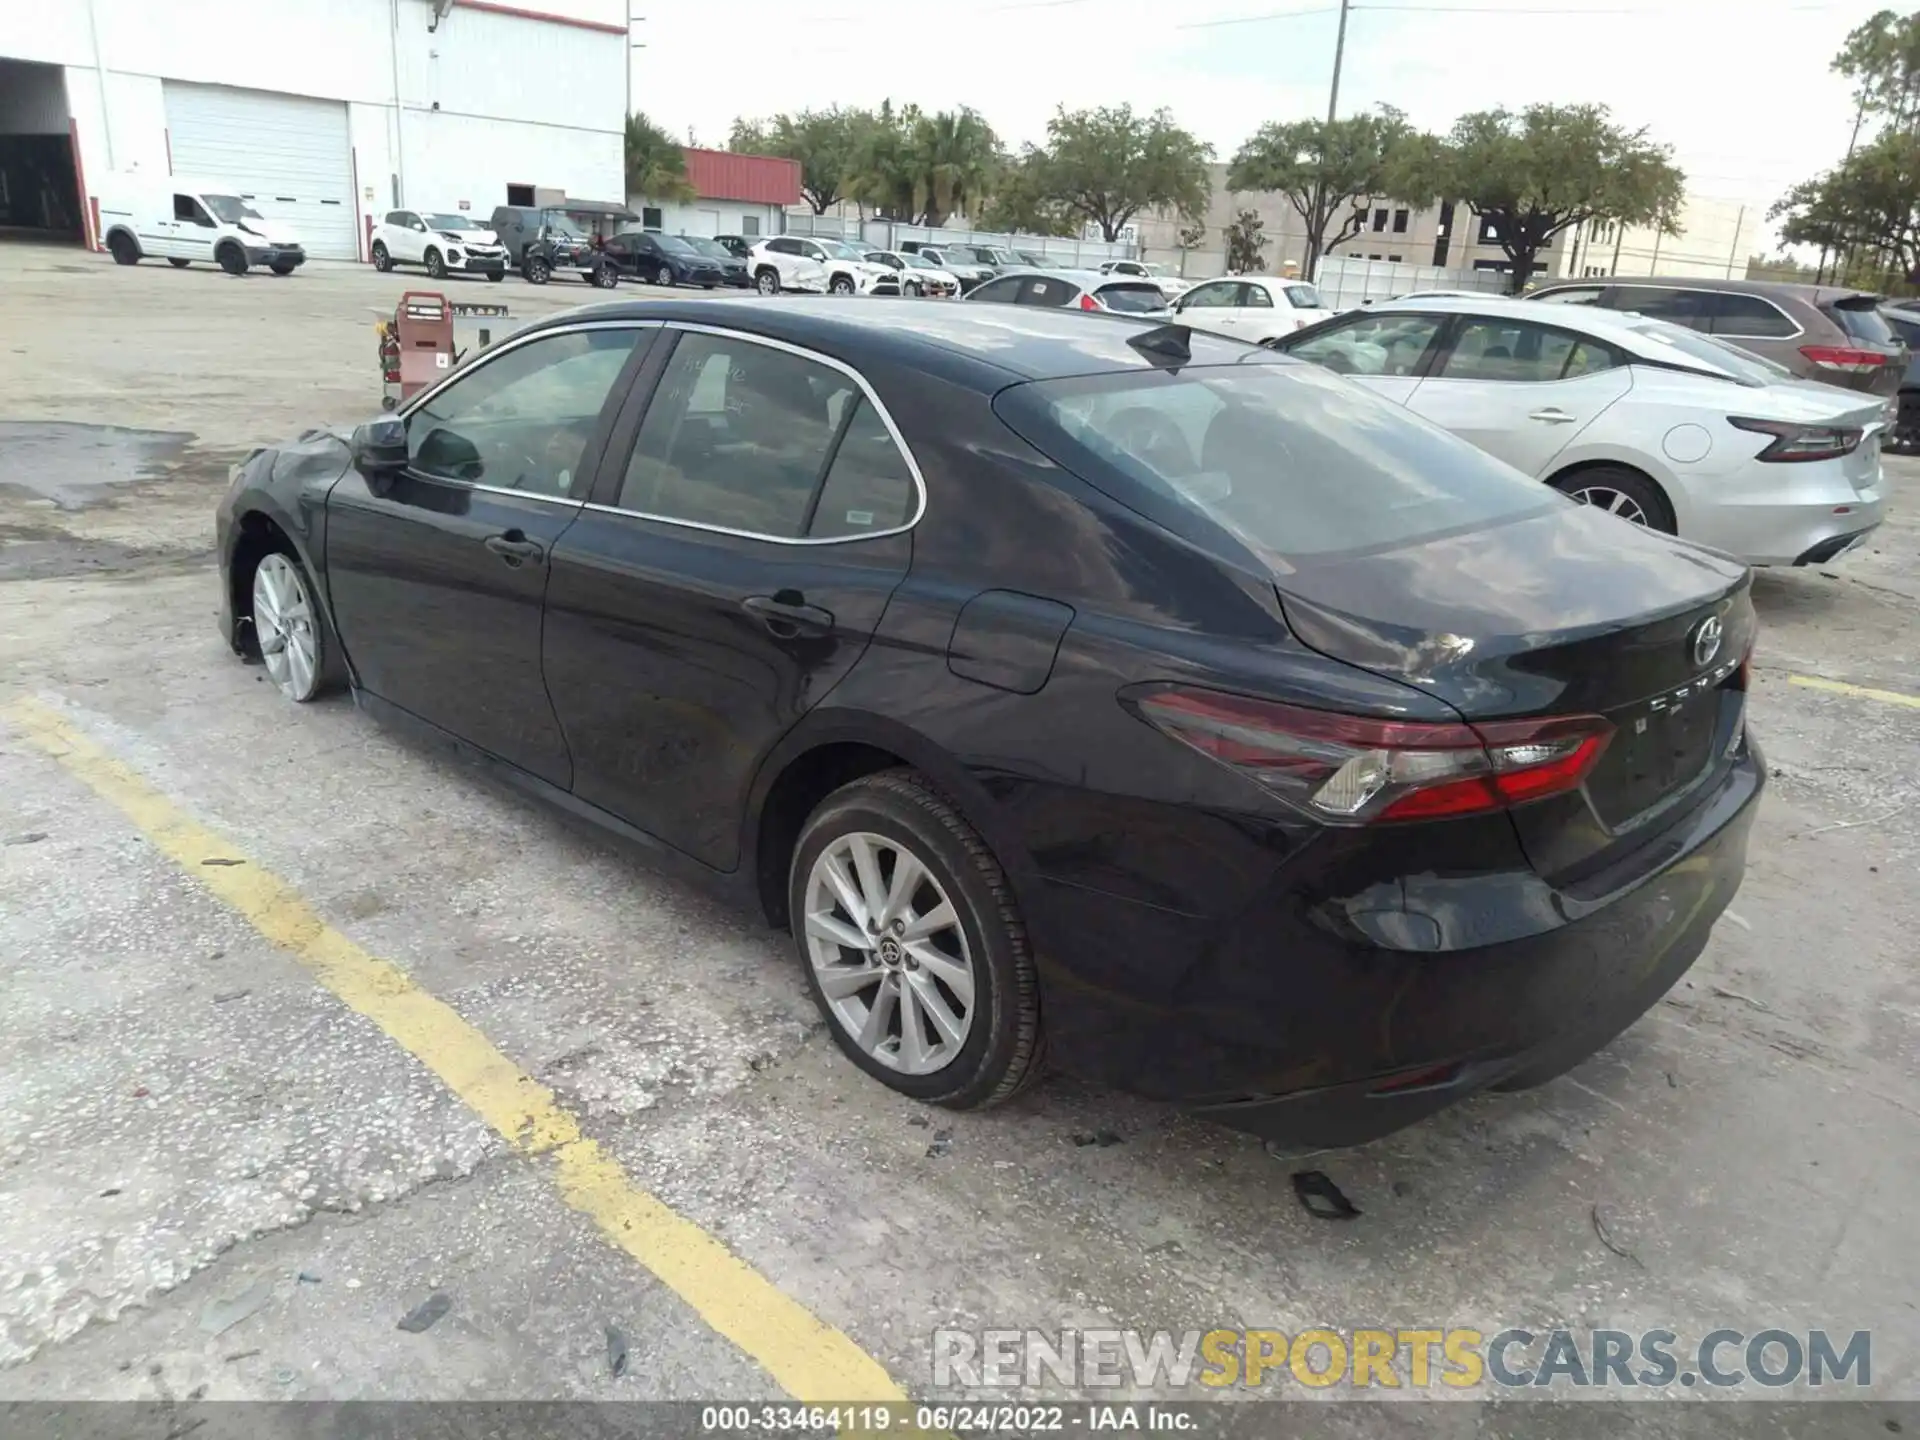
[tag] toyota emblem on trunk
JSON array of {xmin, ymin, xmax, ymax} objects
[{"xmin": 1692, "ymin": 615, "xmax": 1724, "ymax": 668}]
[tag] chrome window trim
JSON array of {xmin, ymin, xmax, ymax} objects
[
  {"xmin": 581, "ymin": 321, "xmax": 928, "ymax": 547},
  {"xmin": 1607, "ymin": 284, "xmax": 1805, "ymax": 343}
]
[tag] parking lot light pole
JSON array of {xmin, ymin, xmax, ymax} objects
[
  {"xmin": 1326, "ymin": 0, "xmax": 1351, "ymax": 124},
  {"xmin": 626, "ymin": 13, "xmax": 646, "ymax": 126}
]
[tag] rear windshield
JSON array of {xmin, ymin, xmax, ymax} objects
[
  {"xmin": 1825, "ymin": 299, "xmax": 1896, "ymax": 344},
  {"xmin": 993, "ymin": 361, "xmax": 1558, "ymax": 563},
  {"xmin": 1095, "ymin": 283, "xmax": 1169, "ymax": 314}
]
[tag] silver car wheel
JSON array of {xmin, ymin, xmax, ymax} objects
[
  {"xmin": 252, "ymin": 553, "xmax": 321, "ymax": 702},
  {"xmin": 803, "ymin": 830, "xmax": 976, "ymax": 1075},
  {"xmin": 1567, "ymin": 485, "xmax": 1649, "ymax": 526}
]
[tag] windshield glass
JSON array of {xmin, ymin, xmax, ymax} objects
[
  {"xmin": 684, "ymin": 237, "xmax": 731, "ymax": 258},
  {"xmin": 1016, "ymin": 251, "xmax": 1050, "ymax": 265},
  {"xmin": 819, "ymin": 240, "xmax": 867, "ymax": 260},
  {"xmin": 995, "ymin": 362, "xmax": 1558, "ymax": 563},
  {"xmin": 1285, "ymin": 284, "xmax": 1325, "ymax": 309},
  {"xmin": 901, "ymin": 253, "xmax": 938, "ymax": 270},
  {"xmin": 1625, "ymin": 321, "xmax": 1768, "ymax": 387},
  {"xmin": 204, "ymin": 195, "xmax": 264, "ymax": 223},
  {"xmin": 423, "ymin": 213, "xmax": 476, "ymax": 230},
  {"xmin": 653, "ymin": 234, "xmax": 697, "ymax": 254},
  {"xmin": 542, "ymin": 214, "xmax": 587, "ymax": 238}
]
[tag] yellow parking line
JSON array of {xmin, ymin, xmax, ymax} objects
[
  {"xmin": 1789, "ymin": 675, "xmax": 1920, "ymax": 710},
  {"xmin": 4, "ymin": 696, "xmax": 905, "ymax": 1406}
]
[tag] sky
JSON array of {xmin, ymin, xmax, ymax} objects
[{"xmin": 632, "ymin": 0, "xmax": 1892, "ymax": 246}]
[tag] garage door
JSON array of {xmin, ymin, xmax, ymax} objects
[{"xmin": 163, "ymin": 82, "xmax": 358, "ymax": 261}]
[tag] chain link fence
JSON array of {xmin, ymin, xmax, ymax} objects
[{"xmin": 781, "ymin": 212, "xmax": 1137, "ymax": 268}]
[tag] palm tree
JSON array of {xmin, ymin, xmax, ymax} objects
[
  {"xmin": 909, "ymin": 109, "xmax": 998, "ymax": 226},
  {"xmin": 625, "ymin": 112, "xmax": 695, "ymax": 205},
  {"xmin": 843, "ymin": 102, "xmax": 919, "ymax": 222}
]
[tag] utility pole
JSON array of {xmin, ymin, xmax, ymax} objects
[
  {"xmin": 1325, "ymin": 0, "xmax": 1351, "ymax": 125},
  {"xmin": 626, "ymin": 13, "xmax": 646, "ymax": 125},
  {"xmin": 1819, "ymin": 92, "xmax": 1869, "ymax": 284}
]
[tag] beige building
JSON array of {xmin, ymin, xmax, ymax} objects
[{"xmin": 1562, "ymin": 196, "xmax": 1764, "ymax": 280}]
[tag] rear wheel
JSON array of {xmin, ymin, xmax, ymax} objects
[
  {"xmin": 425, "ymin": 247, "xmax": 447, "ymax": 280},
  {"xmin": 486, "ymin": 269, "xmax": 505, "ymax": 283},
  {"xmin": 107, "ymin": 231, "xmax": 140, "ymax": 265},
  {"xmin": 524, "ymin": 255, "xmax": 551, "ymax": 285},
  {"xmin": 1551, "ymin": 466, "xmax": 1673, "ymax": 533},
  {"xmin": 755, "ymin": 267, "xmax": 780, "ymax": 295},
  {"xmin": 593, "ymin": 261, "xmax": 619, "ymax": 289},
  {"xmin": 217, "ymin": 243, "xmax": 248, "ymax": 276},
  {"xmin": 168, "ymin": 257, "xmax": 191, "ymax": 269},
  {"xmin": 789, "ymin": 771, "xmax": 1043, "ymax": 1109}
]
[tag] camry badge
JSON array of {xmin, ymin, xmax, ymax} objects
[{"xmin": 1691, "ymin": 615, "xmax": 1724, "ymax": 669}]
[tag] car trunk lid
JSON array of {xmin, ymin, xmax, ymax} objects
[{"xmin": 1275, "ymin": 503, "xmax": 1754, "ymax": 883}]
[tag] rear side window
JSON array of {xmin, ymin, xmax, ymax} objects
[
  {"xmin": 1535, "ymin": 287, "xmax": 1605, "ymax": 305},
  {"xmin": 1289, "ymin": 313, "xmax": 1442, "ymax": 377},
  {"xmin": 1610, "ymin": 286, "xmax": 1709, "ymax": 330},
  {"xmin": 1704, "ymin": 293, "xmax": 1797, "ymax": 339},
  {"xmin": 1885, "ymin": 312, "xmax": 1920, "ymax": 347},
  {"xmin": 1094, "ymin": 283, "xmax": 1167, "ymax": 314},
  {"xmin": 1283, "ymin": 284, "xmax": 1324, "ymax": 309},
  {"xmin": 966, "ymin": 276, "xmax": 1025, "ymax": 304},
  {"xmin": 1015, "ymin": 275, "xmax": 1077, "ymax": 307},
  {"xmin": 1824, "ymin": 300, "xmax": 1895, "ymax": 344},
  {"xmin": 1437, "ymin": 319, "xmax": 1617, "ymax": 383},
  {"xmin": 994, "ymin": 362, "xmax": 1556, "ymax": 563},
  {"xmin": 618, "ymin": 333, "xmax": 913, "ymax": 540}
]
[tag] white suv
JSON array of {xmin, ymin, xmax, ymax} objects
[
  {"xmin": 371, "ymin": 210, "xmax": 508, "ymax": 282},
  {"xmin": 748, "ymin": 236, "xmax": 901, "ymax": 296}
]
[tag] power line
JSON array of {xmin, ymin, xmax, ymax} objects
[{"xmin": 1176, "ymin": 5, "xmax": 1337, "ymax": 28}]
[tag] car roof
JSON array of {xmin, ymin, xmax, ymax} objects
[
  {"xmin": 520, "ymin": 295, "xmax": 1263, "ymax": 383},
  {"xmin": 1536, "ymin": 274, "xmax": 1881, "ymax": 306}
]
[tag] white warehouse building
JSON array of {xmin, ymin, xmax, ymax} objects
[{"xmin": 0, "ymin": 0, "xmax": 626, "ymax": 261}]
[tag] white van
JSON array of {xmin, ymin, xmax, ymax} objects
[{"xmin": 98, "ymin": 175, "xmax": 308, "ymax": 276}]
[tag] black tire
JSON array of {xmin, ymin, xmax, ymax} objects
[
  {"xmin": 107, "ymin": 231, "xmax": 140, "ymax": 265},
  {"xmin": 217, "ymin": 243, "xmax": 248, "ymax": 277},
  {"xmin": 168, "ymin": 257, "xmax": 191, "ymax": 269},
  {"xmin": 593, "ymin": 261, "xmax": 619, "ymax": 289},
  {"xmin": 524, "ymin": 255, "xmax": 551, "ymax": 285},
  {"xmin": 755, "ymin": 267, "xmax": 780, "ymax": 296},
  {"xmin": 486, "ymin": 269, "xmax": 505, "ymax": 283},
  {"xmin": 829, "ymin": 274, "xmax": 856, "ymax": 295},
  {"xmin": 1550, "ymin": 465, "xmax": 1674, "ymax": 533},
  {"xmin": 269, "ymin": 260, "xmax": 297, "ymax": 276},
  {"xmin": 906, "ymin": 280, "xmax": 923, "ymax": 297},
  {"xmin": 425, "ymin": 247, "xmax": 447, "ymax": 280},
  {"xmin": 371, "ymin": 241, "xmax": 392, "ymax": 272},
  {"xmin": 788, "ymin": 770, "xmax": 1044, "ymax": 1110},
  {"xmin": 653, "ymin": 263, "xmax": 674, "ymax": 288}
]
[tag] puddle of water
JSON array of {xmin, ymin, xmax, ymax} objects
[{"xmin": 0, "ymin": 422, "xmax": 197, "ymax": 510}]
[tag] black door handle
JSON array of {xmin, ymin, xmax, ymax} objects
[
  {"xmin": 484, "ymin": 531, "xmax": 544, "ymax": 566},
  {"xmin": 742, "ymin": 594, "xmax": 834, "ymax": 637}
]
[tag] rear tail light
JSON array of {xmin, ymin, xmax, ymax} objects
[
  {"xmin": 1798, "ymin": 345, "xmax": 1887, "ymax": 374},
  {"xmin": 1728, "ymin": 415, "xmax": 1862, "ymax": 462},
  {"xmin": 1128, "ymin": 687, "xmax": 1612, "ymax": 824},
  {"xmin": 1078, "ymin": 292, "xmax": 1102, "ymax": 312}
]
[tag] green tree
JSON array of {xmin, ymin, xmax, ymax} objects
[
  {"xmin": 1773, "ymin": 130, "xmax": 1920, "ymax": 283},
  {"xmin": 973, "ymin": 151, "xmax": 1073, "ymax": 235},
  {"xmin": 1835, "ymin": 9, "xmax": 1920, "ymax": 127},
  {"xmin": 624, "ymin": 112, "xmax": 695, "ymax": 204},
  {"xmin": 1224, "ymin": 210, "xmax": 1267, "ymax": 273},
  {"xmin": 1030, "ymin": 104, "xmax": 1212, "ymax": 242},
  {"xmin": 1428, "ymin": 104, "xmax": 1684, "ymax": 292},
  {"xmin": 843, "ymin": 102, "xmax": 919, "ymax": 222},
  {"xmin": 727, "ymin": 108, "xmax": 865, "ymax": 213},
  {"xmin": 908, "ymin": 107, "xmax": 999, "ymax": 226},
  {"xmin": 1227, "ymin": 106, "xmax": 1435, "ymax": 273}
]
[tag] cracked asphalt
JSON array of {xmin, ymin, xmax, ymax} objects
[{"xmin": 1, "ymin": 241, "xmax": 1917, "ymax": 1415}]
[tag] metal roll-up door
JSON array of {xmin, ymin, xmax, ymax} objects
[{"xmin": 163, "ymin": 82, "xmax": 357, "ymax": 261}]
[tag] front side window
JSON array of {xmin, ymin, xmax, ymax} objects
[
  {"xmin": 174, "ymin": 194, "xmax": 214, "ymax": 226},
  {"xmin": 618, "ymin": 333, "xmax": 915, "ymax": 540},
  {"xmin": 1180, "ymin": 281, "xmax": 1239, "ymax": 309},
  {"xmin": 1436, "ymin": 320, "xmax": 1615, "ymax": 383},
  {"xmin": 1289, "ymin": 313, "xmax": 1443, "ymax": 377},
  {"xmin": 407, "ymin": 328, "xmax": 642, "ymax": 496},
  {"xmin": 768, "ymin": 237, "xmax": 800, "ymax": 255}
]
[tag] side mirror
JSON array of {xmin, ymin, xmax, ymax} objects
[{"xmin": 351, "ymin": 417, "xmax": 408, "ymax": 485}]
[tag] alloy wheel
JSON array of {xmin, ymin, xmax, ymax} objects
[
  {"xmin": 803, "ymin": 831, "xmax": 976, "ymax": 1075},
  {"xmin": 1566, "ymin": 486, "xmax": 1649, "ymax": 526},
  {"xmin": 252, "ymin": 553, "xmax": 321, "ymax": 702}
]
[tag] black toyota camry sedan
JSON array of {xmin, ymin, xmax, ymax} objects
[{"xmin": 216, "ymin": 299, "xmax": 1763, "ymax": 1148}]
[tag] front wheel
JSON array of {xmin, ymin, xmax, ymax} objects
[
  {"xmin": 653, "ymin": 263, "xmax": 674, "ymax": 288},
  {"xmin": 371, "ymin": 241, "xmax": 392, "ymax": 272},
  {"xmin": 906, "ymin": 280, "xmax": 923, "ymax": 296},
  {"xmin": 524, "ymin": 255, "xmax": 551, "ymax": 285},
  {"xmin": 425, "ymin": 247, "xmax": 447, "ymax": 280},
  {"xmin": 249, "ymin": 550, "xmax": 338, "ymax": 703},
  {"xmin": 755, "ymin": 267, "xmax": 780, "ymax": 296},
  {"xmin": 1551, "ymin": 466, "xmax": 1673, "ymax": 533},
  {"xmin": 829, "ymin": 275, "xmax": 856, "ymax": 296},
  {"xmin": 269, "ymin": 260, "xmax": 297, "ymax": 276},
  {"xmin": 789, "ymin": 771, "xmax": 1044, "ymax": 1109},
  {"xmin": 217, "ymin": 244, "xmax": 249, "ymax": 276}
]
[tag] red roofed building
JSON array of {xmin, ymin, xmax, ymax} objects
[{"xmin": 628, "ymin": 146, "xmax": 801, "ymax": 241}]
